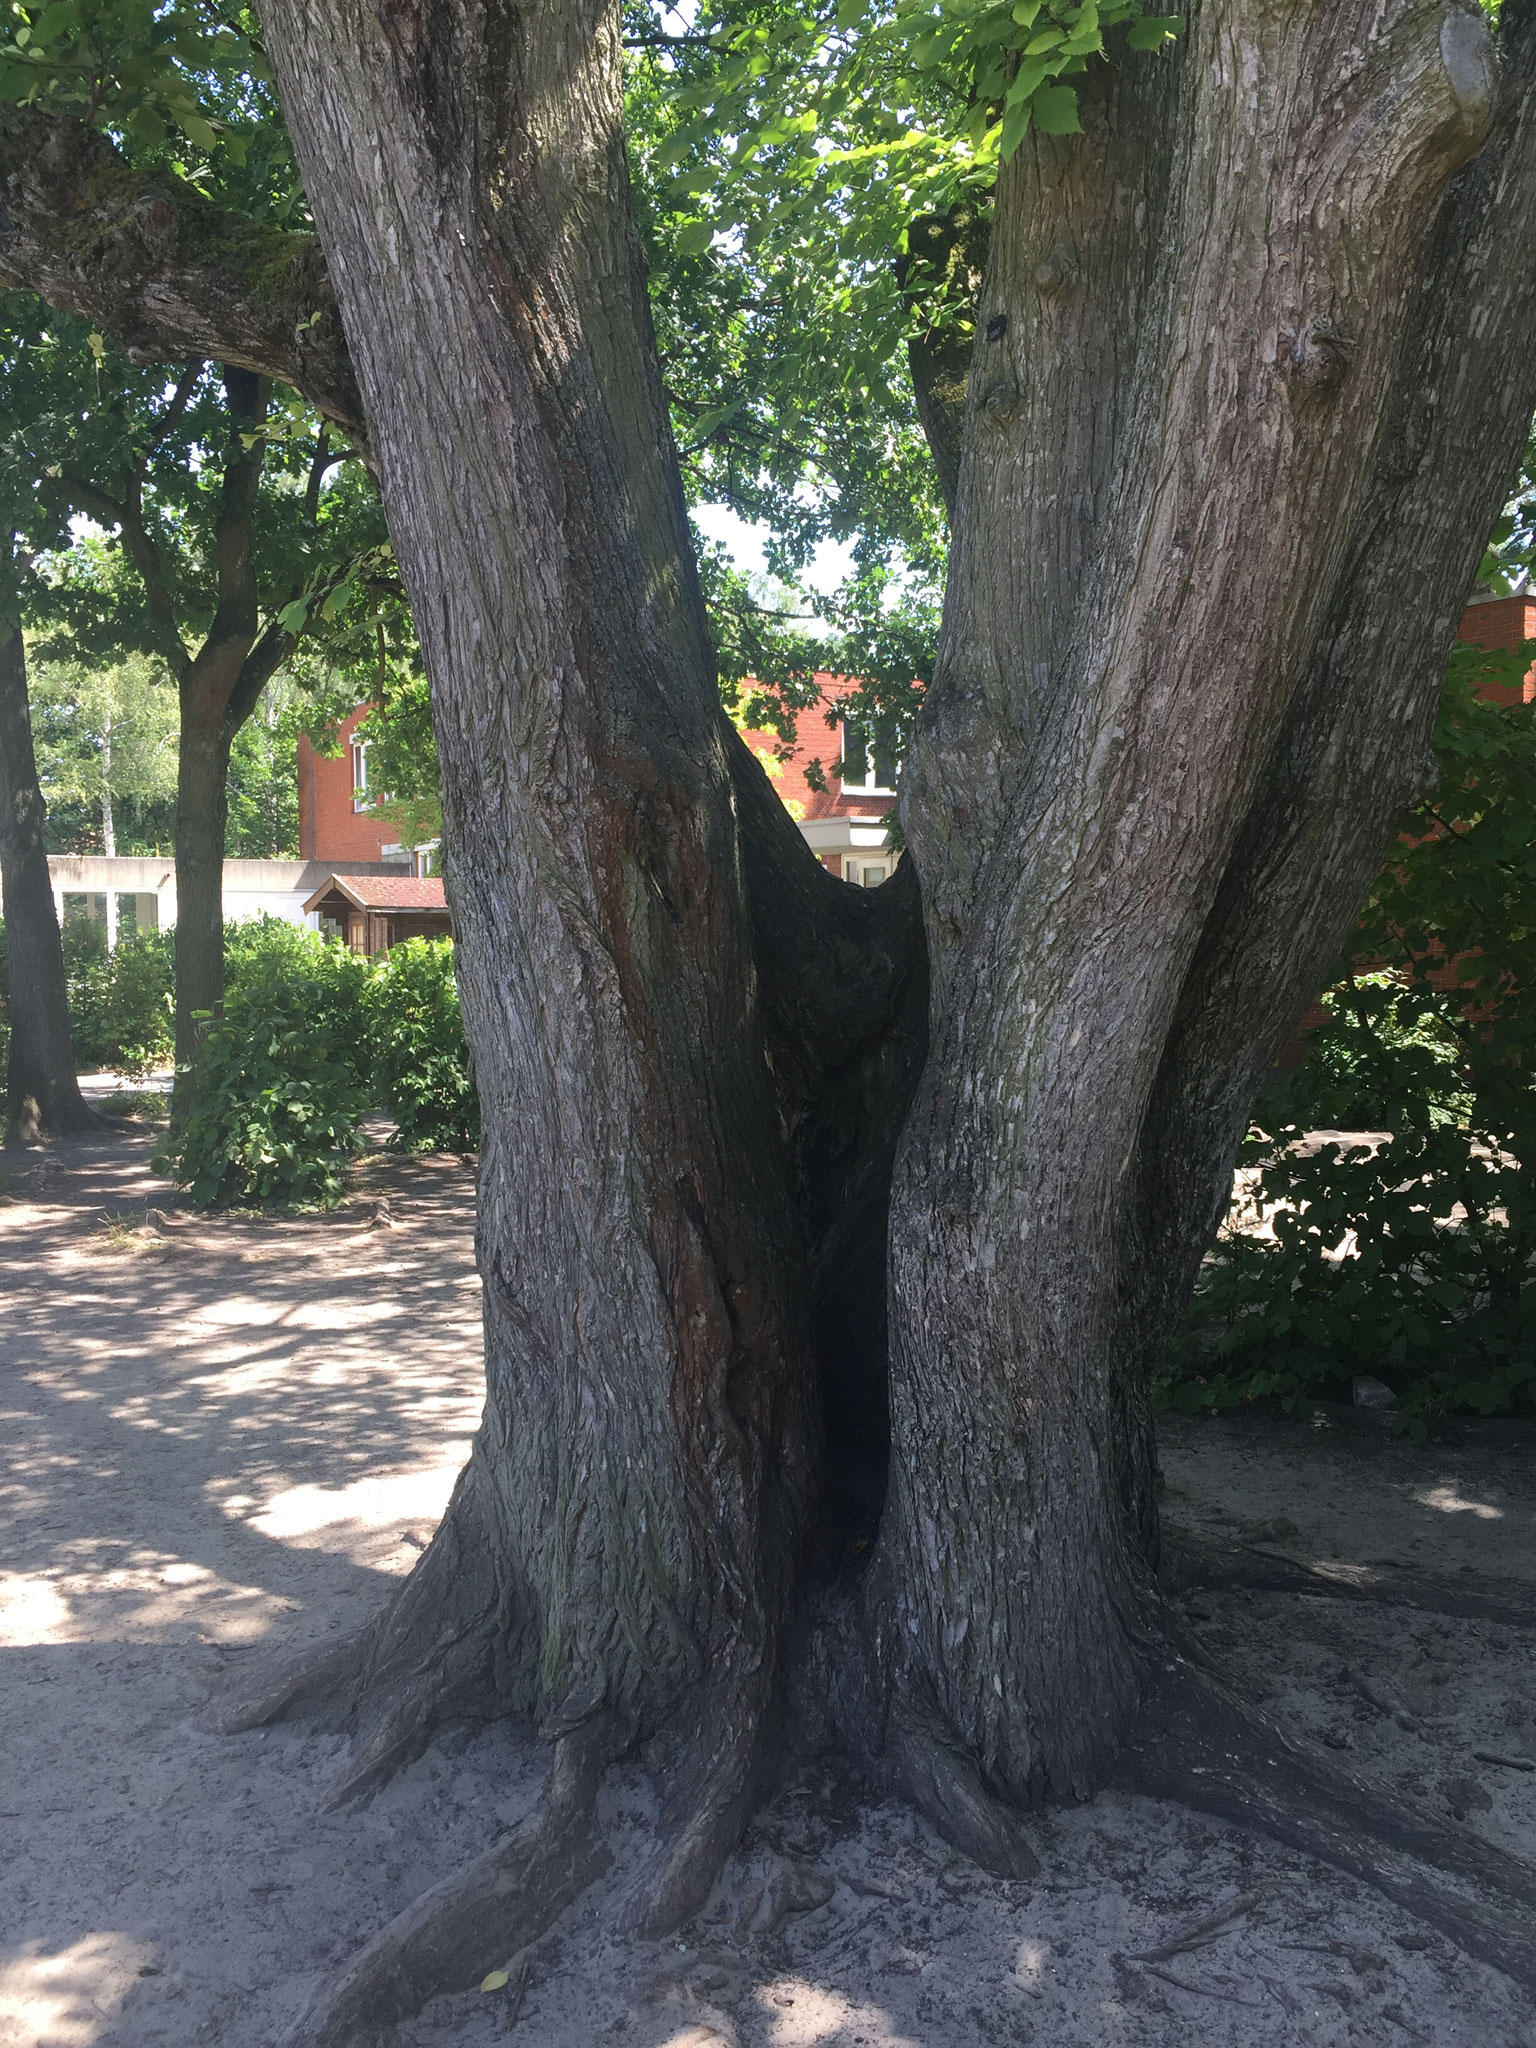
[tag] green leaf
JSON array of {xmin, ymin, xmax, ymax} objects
[
  {"xmin": 998, "ymin": 102, "xmax": 1032, "ymax": 158},
  {"xmin": 171, "ymin": 109, "xmax": 219, "ymax": 152},
  {"xmin": 129, "ymin": 103, "xmax": 166, "ymax": 145},
  {"xmin": 1031, "ymin": 83, "xmax": 1082, "ymax": 132},
  {"xmin": 1126, "ymin": 12, "xmax": 1183, "ymax": 47},
  {"xmin": 32, "ymin": 1, "xmax": 79, "ymax": 46}
]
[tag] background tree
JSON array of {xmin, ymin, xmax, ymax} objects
[
  {"xmin": 27, "ymin": 646, "xmax": 178, "ymax": 854},
  {"xmin": 0, "ymin": 291, "xmax": 97, "ymax": 1133},
  {"xmin": 5, "ymin": 4, "xmax": 1536, "ymax": 2043}
]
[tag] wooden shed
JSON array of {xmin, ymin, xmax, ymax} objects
[{"xmin": 302, "ymin": 873, "xmax": 452, "ymax": 955}]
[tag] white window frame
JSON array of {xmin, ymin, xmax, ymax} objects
[
  {"xmin": 351, "ymin": 738, "xmax": 372, "ymax": 812},
  {"xmin": 839, "ymin": 718, "xmax": 897, "ymax": 797}
]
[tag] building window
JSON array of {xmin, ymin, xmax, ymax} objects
[
  {"xmin": 839, "ymin": 714, "xmax": 898, "ymax": 795},
  {"xmin": 842, "ymin": 856, "xmax": 890, "ymax": 887},
  {"xmin": 351, "ymin": 739, "xmax": 372, "ymax": 813}
]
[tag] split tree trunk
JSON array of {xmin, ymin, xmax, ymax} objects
[
  {"xmin": 881, "ymin": 0, "xmax": 1536, "ymax": 1811},
  {"xmin": 176, "ymin": 0, "xmax": 1536, "ymax": 2028},
  {"xmin": 0, "ymin": 615, "xmax": 97, "ymax": 1136}
]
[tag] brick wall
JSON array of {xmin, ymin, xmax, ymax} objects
[
  {"xmin": 1457, "ymin": 592, "xmax": 1536, "ymax": 704},
  {"xmin": 297, "ymin": 707, "xmax": 402, "ymax": 863}
]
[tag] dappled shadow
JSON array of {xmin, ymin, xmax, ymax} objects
[
  {"xmin": 3, "ymin": 1139, "xmax": 1534, "ymax": 2047},
  {"xmin": 1, "ymin": 1132, "xmax": 484, "ymax": 1658}
]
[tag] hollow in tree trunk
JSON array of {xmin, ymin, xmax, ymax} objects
[{"xmin": 183, "ymin": 0, "xmax": 1536, "ymax": 2034}]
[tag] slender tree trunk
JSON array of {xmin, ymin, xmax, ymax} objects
[
  {"xmin": 161, "ymin": 369, "xmax": 286, "ymax": 1120},
  {"xmin": 0, "ymin": 617, "xmax": 97, "ymax": 1137},
  {"xmin": 171, "ymin": 696, "xmax": 234, "ymax": 1099},
  {"xmin": 99, "ymin": 723, "xmax": 115, "ymax": 858}
]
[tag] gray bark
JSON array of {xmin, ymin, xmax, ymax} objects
[
  {"xmin": 37, "ymin": 0, "xmax": 1530, "ymax": 2022},
  {"xmin": 0, "ymin": 613, "xmax": 97, "ymax": 1136},
  {"xmin": 881, "ymin": 0, "xmax": 1536, "ymax": 1805},
  {"xmin": 254, "ymin": 0, "xmax": 823, "ymax": 1913}
]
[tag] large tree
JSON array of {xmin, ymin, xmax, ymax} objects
[{"xmin": 6, "ymin": 0, "xmax": 1536, "ymax": 2039}]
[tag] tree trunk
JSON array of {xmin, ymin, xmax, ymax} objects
[
  {"xmin": 185, "ymin": 0, "xmax": 1536, "ymax": 2033},
  {"xmin": 99, "ymin": 721, "xmax": 115, "ymax": 859},
  {"xmin": 171, "ymin": 698, "xmax": 234, "ymax": 1096},
  {"xmin": 0, "ymin": 616, "xmax": 97, "ymax": 1136},
  {"xmin": 255, "ymin": 0, "xmax": 833, "ymax": 1922},
  {"xmin": 880, "ymin": 0, "xmax": 1536, "ymax": 1811},
  {"xmin": 163, "ymin": 369, "xmax": 286, "ymax": 1119}
]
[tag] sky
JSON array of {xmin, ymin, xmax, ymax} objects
[{"xmin": 692, "ymin": 500, "xmax": 858, "ymax": 602}]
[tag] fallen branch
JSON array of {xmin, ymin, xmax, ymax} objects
[{"xmin": 1127, "ymin": 1880, "xmax": 1283, "ymax": 1962}]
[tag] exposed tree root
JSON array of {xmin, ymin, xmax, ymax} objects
[
  {"xmin": 214, "ymin": 1463, "xmax": 502, "ymax": 1806},
  {"xmin": 1162, "ymin": 1531, "xmax": 1536, "ymax": 1628},
  {"xmin": 887, "ymin": 1672, "xmax": 1041, "ymax": 1880},
  {"xmin": 1119, "ymin": 1647, "xmax": 1536, "ymax": 1997},
  {"xmin": 287, "ymin": 1715, "xmax": 618, "ymax": 2048},
  {"xmin": 628, "ymin": 1688, "xmax": 778, "ymax": 1938},
  {"xmin": 209, "ymin": 1626, "xmax": 367, "ymax": 1739}
]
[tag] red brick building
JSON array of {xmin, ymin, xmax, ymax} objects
[
  {"xmin": 298, "ymin": 707, "xmax": 421, "ymax": 867},
  {"xmin": 1457, "ymin": 589, "xmax": 1536, "ymax": 701},
  {"xmin": 737, "ymin": 673, "xmax": 901, "ymax": 886}
]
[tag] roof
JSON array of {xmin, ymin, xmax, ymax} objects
[
  {"xmin": 737, "ymin": 673, "xmax": 899, "ymax": 825},
  {"xmin": 302, "ymin": 873, "xmax": 449, "ymax": 914}
]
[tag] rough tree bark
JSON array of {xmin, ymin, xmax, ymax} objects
[
  {"xmin": 882, "ymin": 0, "xmax": 1536, "ymax": 1838},
  {"xmin": 0, "ymin": 592, "xmax": 98, "ymax": 1136},
  {"xmin": 7, "ymin": 0, "xmax": 1536, "ymax": 2038}
]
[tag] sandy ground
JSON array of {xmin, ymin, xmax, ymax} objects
[{"xmin": 3, "ymin": 1131, "xmax": 1535, "ymax": 2048}]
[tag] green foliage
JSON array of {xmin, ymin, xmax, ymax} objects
[
  {"xmin": 364, "ymin": 938, "xmax": 478, "ymax": 1153},
  {"xmin": 1157, "ymin": 640, "xmax": 1536, "ymax": 1438},
  {"xmin": 222, "ymin": 913, "xmax": 373, "ymax": 1071},
  {"xmin": 160, "ymin": 920, "xmax": 475, "ymax": 1204},
  {"xmin": 225, "ymin": 677, "xmax": 304, "ymax": 856},
  {"xmin": 350, "ymin": 663, "xmax": 442, "ymax": 858},
  {"xmin": 61, "ymin": 917, "xmax": 173, "ymax": 1074},
  {"xmin": 27, "ymin": 637, "xmax": 178, "ymax": 852},
  {"xmin": 156, "ymin": 975, "xmax": 363, "ymax": 1207}
]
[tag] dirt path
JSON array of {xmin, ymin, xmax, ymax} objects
[{"xmin": 2, "ymin": 1135, "xmax": 1534, "ymax": 2048}]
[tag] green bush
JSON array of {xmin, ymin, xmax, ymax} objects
[
  {"xmin": 364, "ymin": 936, "xmax": 478, "ymax": 1152},
  {"xmin": 224, "ymin": 915, "xmax": 374, "ymax": 1074},
  {"xmin": 63, "ymin": 921, "xmax": 174, "ymax": 1076},
  {"xmin": 1157, "ymin": 643, "xmax": 1536, "ymax": 1438},
  {"xmin": 157, "ymin": 978, "xmax": 363, "ymax": 1208},
  {"xmin": 1156, "ymin": 1115, "xmax": 1536, "ymax": 1440}
]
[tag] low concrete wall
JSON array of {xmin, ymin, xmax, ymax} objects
[{"xmin": 46, "ymin": 856, "xmax": 409, "ymax": 947}]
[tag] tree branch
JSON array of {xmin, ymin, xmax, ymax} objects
[
  {"xmin": 1127, "ymin": 0, "xmax": 1536, "ymax": 1354},
  {"xmin": 45, "ymin": 470, "xmax": 192, "ymax": 681},
  {"xmin": 0, "ymin": 105, "xmax": 367, "ymax": 452}
]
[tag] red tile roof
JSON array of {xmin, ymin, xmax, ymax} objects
[
  {"xmin": 303, "ymin": 874, "xmax": 448, "ymax": 913},
  {"xmin": 737, "ymin": 673, "xmax": 897, "ymax": 823}
]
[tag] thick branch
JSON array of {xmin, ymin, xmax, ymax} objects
[
  {"xmin": 49, "ymin": 470, "xmax": 192, "ymax": 681},
  {"xmin": 894, "ymin": 204, "xmax": 990, "ymax": 522},
  {"xmin": 0, "ymin": 105, "xmax": 366, "ymax": 450},
  {"xmin": 1128, "ymin": 0, "xmax": 1536, "ymax": 1344}
]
